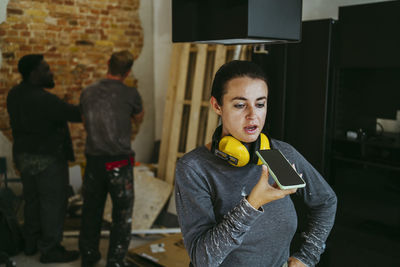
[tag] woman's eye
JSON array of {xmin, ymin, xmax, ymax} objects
[
  {"xmin": 233, "ymin": 103, "xmax": 245, "ymax": 109},
  {"xmin": 256, "ymin": 102, "xmax": 265, "ymax": 108}
]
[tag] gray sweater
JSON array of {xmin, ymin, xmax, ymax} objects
[{"xmin": 175, "ymin": 139, "xmax": 337, "ymax": 267}]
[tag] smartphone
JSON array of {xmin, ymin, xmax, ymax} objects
[{"xmin": 256, "ymin": 150, "xmax": 306, "ymax": 190}]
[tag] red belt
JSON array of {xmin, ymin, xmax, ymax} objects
[{"xmin": 105, "ymin": 156, "xmax": 135, "ymax": 171}]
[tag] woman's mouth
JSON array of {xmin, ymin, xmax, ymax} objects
[{"xmin": 244, "ymin": 125, "xmax": 258, "ymax": 134}]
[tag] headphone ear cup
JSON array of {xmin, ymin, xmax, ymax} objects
[
  {"xmin": 256, "ymin": 133, "xmax": 271, "ymax": 165},
  {"xmin": 219, "ymin": 136, "xmax": 250, "ymax": 167}
]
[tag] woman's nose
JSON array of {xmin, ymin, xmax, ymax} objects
[{"xmin": 246, "ymin": 106, "xmax": 256, "ymax": 119}]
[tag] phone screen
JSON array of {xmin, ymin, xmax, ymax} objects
[{"xmin": 256, "ymin": 150, "xmax": 306, "ymax": 189}]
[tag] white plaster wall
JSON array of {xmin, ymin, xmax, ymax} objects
[
  {"xmin": 153, "ymin": 0, "xmax": 172, "ymax": 140},
  {"xmin": 0, "ymin": 0, "xmax": 18, "ymax": 179},
  {"xmin": 0, "ymin": 0, "xmax": 8, "ymax": 25},
  {"xmin": 302, "ymin": 0, "xmax": 390, "ymax": 20},
  {"xmin": 152, "ymin": 0, "xmax": 392, "ymax": 141},
  {"xmin": 0, "ymin": 132, "xmax": 18, "ymax": 178},
  {"xmin": 132, "ymin": 0, "xmax": 155, "ymax": 163}
]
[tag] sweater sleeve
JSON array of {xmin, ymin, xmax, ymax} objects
[
  {"xmin": 286, "ymin": 146, "xmax": 337, "ymax": 266},
  {"xmin": 175, "ymin": 160, "xmax": 263, "ymax": 267},
  {"xmin": 41, "ymin": 92, "xmax": 81, "ymax": 122}
]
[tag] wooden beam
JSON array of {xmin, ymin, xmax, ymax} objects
[
  {"xmin": 164, "ymin": 43, "xmax": 191, "ymax": 184},
  {"xmin": 158, "ymin": 44, "xmax": 182, "ymax": 181},
  {"xmin": 204, "ymin": 45, "xmax": 227, "ymax": 144},
  {"xmin": 185, "ymin": 44, "xmax": 208, "ymax": 152},
  {"xmin": 240, "ymin": 45, "xmax": 249, "ymax": 60}
]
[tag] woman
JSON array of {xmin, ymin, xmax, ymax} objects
[{"xmin": 175, "ymin": 60, "xmax": 337, "ymax": 267}]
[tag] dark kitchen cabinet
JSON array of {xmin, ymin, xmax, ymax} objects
[
  {"xmin": 329, "ymin": 3, "xmax": 400, "ymax": 265},
  {"xmin": 253, "ymin": 19, "xmax": 337, "ymax": 179},
  {"xmin": 253, "ymin": 20, "xmax": 338, "ymax": 267},
  {"xmin": 338, "ymin": 0, "xmax": 400, "ymax": 69},
  {"xmin": 253, "ymin": 6, "xmax": 400, "ymax": 265}
]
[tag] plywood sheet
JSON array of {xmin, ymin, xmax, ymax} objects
[{"xmin": 103, "ymin": 167, "xmax": 173, "ymax": 230}]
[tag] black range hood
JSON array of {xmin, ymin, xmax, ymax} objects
[{"xmin": 172, "ymin": 0, "xmax": 303, "ymax": 45}]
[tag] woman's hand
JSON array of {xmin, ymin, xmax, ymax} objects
[
  {"xmin": 247, "ymin": 165, "xmax": 297, "ymax": 210},
  {"xmin": 288, "ymin": 257, "xmax": 307, "ymax": 267}
]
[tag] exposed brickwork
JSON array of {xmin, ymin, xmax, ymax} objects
[{"xmin": 0, "ymin": 0, "xmax": 143, "ymax": 165}]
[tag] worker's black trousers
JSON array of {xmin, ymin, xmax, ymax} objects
[
  {"xmin": 21, "ymin": 158, "xmax": 69, "ymax": 254},
  {"xmin": 79, "ymin": 154, "xmax": 134, "ymax": 265}
]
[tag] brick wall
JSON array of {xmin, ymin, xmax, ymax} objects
[{"xmin": 0, "ymin": 0, "xmax": 144, "ymax": 165}]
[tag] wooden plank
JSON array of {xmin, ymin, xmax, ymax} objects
[
  {"xmin": 201, "ymin": 49, "xmax": 215, "ymax": 101},
  {"xmin": 196, "ymin": 49, "xmax": 215, "ymax": 146},
  {"xmin": 239, "ymin": 45, "xmax": 247, "ymax": 60},
  {"xmin": 178, "ymin": 105, "xmax": 190, "ymax": 153},
  {"xmin": 204, "ymin": 45, "xmax": 227, "ymax": 144},
  {"xmin": 185, "ymin": 44, "xmax": 208, "ymax": 152},
  {"xmin": 64, "ymin": 228, "xmax": 182, "ymax": 237},
  {"xmin": 197, "ymin": 106, "xmax": 208, "ymax": 146},
  {"xmin": 183, "ymin": 100, "xmax": 209, "ymax": 106},
  {"xmin": 190, "ymin": 45, "xmax": 236, "ymax": 52},
  {"xmin": 164, "ymin": 43, "xmax": 191, "ymax": 184},
  {"xmin": 233, "ymin": 45, "xmax": 242, "ymax": 60},
  {"xmin": 158, "ymin": 44, "xmax": 182, "ymax": 181}
]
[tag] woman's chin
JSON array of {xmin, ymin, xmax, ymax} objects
[{"xmin": 239, "ymin": 134, "xmax": 259, "ymax": 144}]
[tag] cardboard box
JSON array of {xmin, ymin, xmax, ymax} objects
[{"xmin": 127, "ymin": 234, "xmax": 190, "ymax": 267}]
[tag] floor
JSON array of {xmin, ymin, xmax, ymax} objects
[
  {"xmin": 1, "ymin": 178, "xmax": 165, "ymax": 267},
  {"xmin": 4, "ymin": 163, "xmax": 400, "ymax": 267},
  {"xmin": 9, "ymin": 234, "xmax": 163, "ymax": 267}
]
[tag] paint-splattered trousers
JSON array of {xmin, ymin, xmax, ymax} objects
[{"xmin": 79, "ymin": 154, "xmax": 134, "ymax": 266}]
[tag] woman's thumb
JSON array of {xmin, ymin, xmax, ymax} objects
[{"xmin": 261, "ymin": 165, "xmax": 269, "ymax": 177}]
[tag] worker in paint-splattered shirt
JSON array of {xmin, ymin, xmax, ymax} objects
[{"xmin": 79, "ymin": 50, "xmax": 143, "ymax": 267}]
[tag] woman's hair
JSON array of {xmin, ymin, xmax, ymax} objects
[{"xmin": 211, "ymin": 60, "xmax": 268, "ymax": 105}]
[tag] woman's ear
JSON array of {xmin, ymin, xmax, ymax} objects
[{"xmin": 210, "ymin": 96, "xmax": 222, "ymax": 116}]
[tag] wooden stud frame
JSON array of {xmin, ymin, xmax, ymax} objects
[{"xmin": 158, "ymin": 44, "xmax": 250, "ymax": 184}]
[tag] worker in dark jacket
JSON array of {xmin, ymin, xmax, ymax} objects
[{"xmin": 7, "ymin": 54, "xmax": 81, "ymax": 263}]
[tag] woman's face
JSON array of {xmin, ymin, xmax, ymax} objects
[{"xmin": 211, "ymin": 76, "xmax": 268, "ymax": 143}]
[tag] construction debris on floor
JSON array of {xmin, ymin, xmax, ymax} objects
[{"xmin": 127, "ymin": 233, "xmax": 190, "ymax": 267}]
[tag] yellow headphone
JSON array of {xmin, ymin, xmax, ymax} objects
[{"xmin": 211, "ymin": 125, "xmax": 271, "ymax": 167}]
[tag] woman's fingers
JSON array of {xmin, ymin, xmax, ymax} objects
[{"xmin": 291, "ymin": 163, "xmax": 303, "ymax": 178}]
